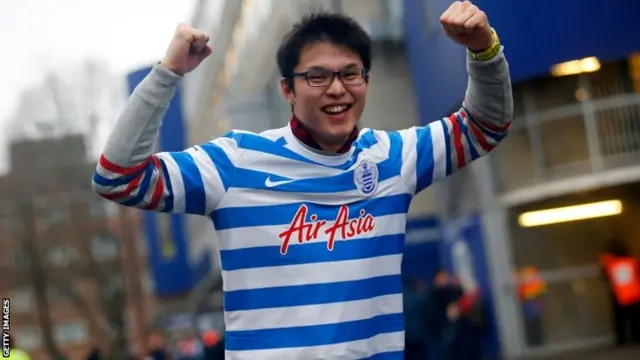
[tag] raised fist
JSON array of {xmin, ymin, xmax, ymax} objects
[
  {"xmin": 440, "ymin": 1, "xmax": 494, "ymax": 52},
  {"xmin": 160, "ymin": 24, "xmax": 213, "ymax": 76}
]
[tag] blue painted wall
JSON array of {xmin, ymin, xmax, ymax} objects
[
  {"xmin": 404, "ymin": 0, "xmax": 640, "ymax": 123},
  {"xmin": 127, "ymin": 66, "xmax": 209, "ymax": 297},
  {"xmin": 402, "ymin": 216, "xmax": 442, "ymax": 283}
]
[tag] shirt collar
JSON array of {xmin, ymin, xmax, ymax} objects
[{"xmin": 289, "ymin": 115, "xmax": 358, "ymax": 154}]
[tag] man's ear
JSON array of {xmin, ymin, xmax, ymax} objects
[{"xmin": 280, "ymin": 77, "xmax": 295, "ymax": 105}]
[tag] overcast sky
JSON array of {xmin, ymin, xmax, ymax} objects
[{"xmin": 0, "ymin": 0, "xmax": 197, "ymax": 125}]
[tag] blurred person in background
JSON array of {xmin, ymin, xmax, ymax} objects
[
  {"xmin": 425, "ymin": 270, "xmax": 463, "ymax": 360},
  {"xmin": 125, "ymin": 342, "xmax": 146, "ymax": 360},
  {"xmin": 92, "ymin": 0, "xmax": 513, "ymax": 357},
  {"xmin": 402, "ymin": 276, "xmax": 429, "ymax": 359},
  {"xmin": 202, "ymin": 330, "xmax": 225, "ymax": 360},
  {"xmin": 459, "ymin": 283, "xmax": 486, "ymax": 336},
  {"xmin": 5, "ymin": 336, "xmax": 32, "ymax": 360},
  {"xmin": 517, "ymin": 266, "xmax": 546, "ymax": 347},
  {"xmin": 444, "ymin": 283, "xmax": 485, "ymax": 360},
  {"xmin": 85, "ymin": 346, "xmax": 101, "ymax": 360},
  {"xmin": 443, "ymin": 301, "xmax": 481, "ymax": 360},
  {"xmin": 600, "ymin": 240, "xmax": 640, "ymax": 345},
  {"xmin": 145, "ymin": 330, "xmax": 170, "ymax": 360},
  {"xmin": 176, "ymin": 331, "xmax": 204, "ymax": 360}
]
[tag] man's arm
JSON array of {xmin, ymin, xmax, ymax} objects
[
  {"xmin": 92, "ymin": 24, "xmax": 237, "ymax": 215},
  {"xmin": 398, "ymin": 44, "xmax": 512, "ymax": 195},
  {"xmin": 91, "ymin": 64, "xmax": 239, "ymax": 215}
]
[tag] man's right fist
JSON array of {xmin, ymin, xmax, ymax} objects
[{"xmin": 160, "ymin": 24, "xmax": 213, "ymax": 76}]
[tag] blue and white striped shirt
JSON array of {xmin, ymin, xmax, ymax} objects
[{"xmin": 93, "ymin": 51, "xmax": 512, "ymax": 359}]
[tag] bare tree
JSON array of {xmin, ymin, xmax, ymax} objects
[
  {"xmin": 18, "ymin": 199, "xmax": 66, "ymax": 360},
  {"xmin": 9, "ymin": 60, "xmax": 136, "ymax": 360},
  {"xmin": 71, "ymin": 190, "xmax": 131, "ymax": 360},
  {"xmin": 6, "ymin": 59, "xmax": 126, "ymax": 158},
  {"xmin": 14, "ymin": 173, "xmax": 134, "ymax": 360}
]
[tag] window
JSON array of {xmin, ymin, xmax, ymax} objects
[
  {"xmin": 104, "ymin": 201, "xmax": 119, "ymax": 217},
  {"xmin": 540, "ymin": 116, "xmax": 591, "ymax": 175},
  {"xmin": 1, "ymin": 216, "xmax": 23, "ymax": 233},
  {"xmin": 47, "ymin": 284, "xmax": 74, "ymax": 304},
  {"xmin": 10, "ymin": 249, "xmax": 30, "ymax": 270},
  {"xmin": 89, "ymin": 201, "xmax": 106, "ymax": 218},
  {"xmin": 54, "ymin": 321, "xmax": 88, "ymax": 344},
  {"xmin": 89, "ymin": 199, "xmax": 118, "ymax": 219},
  {"xmin": 103, "ymin": 276, "xmax": 124, "ymax": 296},
  {"xmin": 10, "ymin": 287, "xmax": 34, "ymax": 313},
  {"xmin": 41, "ymin": 208, "xmax": 68, "ymax": 228},
  {"xmin": 46, "ymin": 245, "xmax": 78, "ymax": 268},
  {"xmin": 529, "ymin": 74, "xmax": 582, "ymax": 111},
  {"xmin": 142, "ymin": 273, "xmax": 155, "ymax": 294},
  {"xmin": 90, "ymin": 235, "xmax": 118, "ymax": 262},
  {"xmin": 16, "ymin": 326, "xmax": 41, "ymax": 350}
]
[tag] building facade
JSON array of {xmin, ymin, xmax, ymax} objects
[
  {"xmin": 0, "ymin": 135, "xmax": 153, "ymax": 360},
  {"xmin": 404, "ymin": 0, "xmax": 640, "ymax": 358}
]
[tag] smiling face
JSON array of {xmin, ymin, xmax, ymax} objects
[{"xmin": 281, "ymin": 42, "xmax": 369, "ymax": 152}]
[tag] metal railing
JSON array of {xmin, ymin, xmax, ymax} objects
[{"xmin": 492, "ymin": 65, "xmax": 640, "ymax": 205}]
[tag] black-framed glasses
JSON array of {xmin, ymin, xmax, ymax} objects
[{"xmin": 289, "ymin": 68, "xmax": 369, "ymax": 87}]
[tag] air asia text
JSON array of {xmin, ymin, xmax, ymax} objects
[{"xmin": 278, "ymin": 205, "xmax": 375, "ymax": 254}]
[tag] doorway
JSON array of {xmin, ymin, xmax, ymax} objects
[{"xmin": 506, "ymin": 183, "xmax": 640, "ymax": 357}]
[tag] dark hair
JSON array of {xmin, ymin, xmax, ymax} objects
[{"xmin": 276, "ymin": 12, "xmax": 372, "ymax": 89}]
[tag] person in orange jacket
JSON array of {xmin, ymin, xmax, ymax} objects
[
  {"xmin": 600, "ymin": 242, "xmax": 640, "ymax": 345},
  {"xmin": 517, "ymin": 266, "xmax": 546, "ymax": 346}
]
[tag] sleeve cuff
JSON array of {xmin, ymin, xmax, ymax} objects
[{"xmin": 466, "ymin": 47, "xmax": 508, "ymax": 82}]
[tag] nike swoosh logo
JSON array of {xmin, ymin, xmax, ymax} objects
[{"xmin": 265, "ymin": 176, "xmax": 296, "ymax": 188}]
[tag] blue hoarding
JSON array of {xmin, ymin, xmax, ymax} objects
[
  {"xmin": 127, "ymin": 66, "xmax": 208, "ymax": 297},
  {"xmin": 402, "ymin": 216, "xmax": 442, "ymax": 283}
]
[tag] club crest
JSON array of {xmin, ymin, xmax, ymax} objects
[{"xmin": 354, "ymin": 159, "xmax": 379, "ymax": 197}]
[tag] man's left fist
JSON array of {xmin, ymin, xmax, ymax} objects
[{"xmin": 440, "ymin": 1, "xmax": 494, "ymax": 52}]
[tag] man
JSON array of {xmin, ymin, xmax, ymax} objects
[
  {"xmin": 202, "ymin": 330, "xmax": 225, "ymax": 360},
  {"xmin": 425, "ymin": 270, "xmax": 463, "ymax": 360},
  {"xmin": 517, "ymin": 266, "xmax": 546, "ymax": 346},
  {"xmin": 600, "ymin": 242, "xmax": 640, "ymax": 345},
  {"xmin": 144, "ymin": 330, "xmax": 170, "ymax": 360},
  {"xmin": 93, "ymin": 1, "xmax": 512, "ymax": 358}
]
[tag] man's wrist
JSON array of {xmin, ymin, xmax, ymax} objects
[
  {"xmin": 158, "ymin": 61, "xmax": 184, "ymax": 76},
  {"xmin": 468, "ymin": 28, "xmax": 501, "ymax": 61}
]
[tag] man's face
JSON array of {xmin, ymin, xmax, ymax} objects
[{"xmin": 281, "ymin": 42, "xmax": 368, "ymax": 150}]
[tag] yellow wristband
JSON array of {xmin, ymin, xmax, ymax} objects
[{"xmin": 468, "ymin": 28, "xmax": 501, "ymax": 61}]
